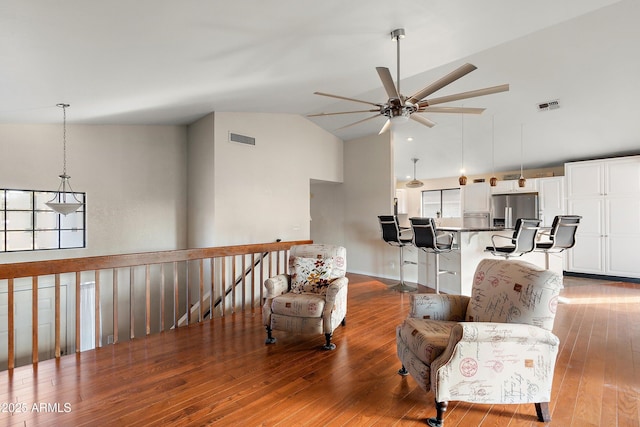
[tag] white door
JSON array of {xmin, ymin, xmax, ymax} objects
[
  {"xmin": 567, "ymin": 198, "xmax": 605, "ymax": 274},
  {"xmin": 605, "ymin": 157, "xmax": 640, "ymax": 196},
  {"xmin": 0, "ymin": 283, "xmax": 67, "ymax": 369},
  {"xmin": 538, "ymin": 177, "xmax": 564, "ymax": 227},
  {"xmin": 566, "ymin": 161, "xmax": 604, "ymax": 197},
  {"xmin": 606, "ymin": 196, "xmax": 640, "ymax": 277}
]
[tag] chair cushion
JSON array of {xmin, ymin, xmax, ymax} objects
[
  {"xmin": 290, "ymin": 256, "xmax": 334, "ymax": 294},
  {"xmin": 270, "ymin": 293, "xmax": 326, "ymax": 318},
  {"xmin": 290, "ymin": 245, "xmax": 346, "ymax": 278},
  {"xmin": 397, "ymin": 317, "xmax": 457, "ymax": 366}
]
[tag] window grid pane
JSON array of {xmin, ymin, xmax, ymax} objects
[
  {"xmin": 421, "ymin": 188, "xmax": 462, "ymax": 219},
  {"xmin": 2, "ymin": 188, "xmax": 86, "ymax": 252}
]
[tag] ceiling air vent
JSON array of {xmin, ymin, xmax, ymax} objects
[
  {"xmin": 537, "ymin": 99, "xmax": 560, "ymax": 112},
  {"xmin": 229, "ymin": 132, "xmax": 255, "ymax": 146}
]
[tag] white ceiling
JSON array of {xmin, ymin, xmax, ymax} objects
[{"xmin": 1, "ymin": 0, "xmax": 638, "ymax": 181}]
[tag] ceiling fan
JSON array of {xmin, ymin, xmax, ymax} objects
[{"xmin": 309, "ymin": 28, "xmax": 509, "ymax": 134}]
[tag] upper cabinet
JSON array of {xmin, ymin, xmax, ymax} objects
[
  {"xmin": 462, "ymin": 182, "xmax": 490, "ymax": 212},
  {"xmin": 490, "ymin": 178, "xmax": 537, "ymax": 194},
  {"xmin": 566, "ymin": 156, "xmax": 640, "ymax": 198}
]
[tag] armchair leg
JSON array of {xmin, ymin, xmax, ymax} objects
[
  {"xmin": 427, "ymin": 400, "xmax": 448, "ymax": 427},
  {"xmin": 322, "ymin": 333, "xmax": 336, "ymax": 350},
  {"xmin": 341, "ymin": 317, "xmax": 346, "ymax": 327},
  {"xmin": 397, "ymin": 365, "xmax": 409, "ymax": 376},
  {"xmin": 535, "ymin": 402, "xmax": 551, "ymax": 422},
  {"xmin": 265, "ymin": 326, "xmax": 276, "ymax": 344}
]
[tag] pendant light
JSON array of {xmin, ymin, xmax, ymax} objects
[
  {"xmin": 45, "ymin": 103, "xmax": 84, "ymax": 215},
  {"xmin": 518, "ymin": 124, "xmax": 526, "ymax": 188},
  {"xmin": 489, "ymin": 115, "xmax": 498, "ymax": 187},
  {"xmin": 458, "ymin": 112, "xmax": 467, "ymax": 186},
  {"xmin": 406, "ymin": 158, "xmax": 424, "ymax": 188}
]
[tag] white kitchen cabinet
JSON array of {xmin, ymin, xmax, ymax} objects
[
  {"xmin": 490, "ymin": 178, "xmax": 537, "ymax": 194},
  {"xmin": 395, "ymin": 189, "xmax": 407, "ymax": 214},
  {"xmin": 537, "ymin": 176, "xmax": 565, "ymax": 227},
  {"xmin": 565, "ymin": 156, "xmax": 640, "ymax": 278},
  {"xmin": 462, "ymin": 182, "xmax": 490, "ymax": 212}
]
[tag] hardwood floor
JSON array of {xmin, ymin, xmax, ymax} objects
[{"xmin": 1, "ymin": 273, "xmax": 639, "ymax": 426}]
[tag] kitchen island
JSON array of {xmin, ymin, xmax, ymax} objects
[{"xmin": 418, "ymin": 226, "xmax": 563, "ymax": 295}]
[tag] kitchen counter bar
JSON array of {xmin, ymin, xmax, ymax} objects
[{"xmin": 418, "ymin": 227, "xmax": 561, "ymax": 296}]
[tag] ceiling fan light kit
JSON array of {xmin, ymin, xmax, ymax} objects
[{"xmin": 310, "ymin": 28, "xmax": 509, "ymax": 135}]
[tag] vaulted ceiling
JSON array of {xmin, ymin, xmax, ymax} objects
[{"xmin": 1, "ymin": 0, "xmax": 637, "ymax": 180}]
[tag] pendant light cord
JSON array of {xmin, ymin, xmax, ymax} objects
[
  {"xmin": 491, "ymin": 116, "xmax": 495, "ymax": 175},
  {"xmin": 57, "ymin": 103, "xmax": 70, "ymax": 177},
  {"xmin": 461, "ymin": 112, "xmax": 464, "ymax": 171},
  {"xmin": 520, "ymin": 124, "xmax": 524, "ymax": 177}
]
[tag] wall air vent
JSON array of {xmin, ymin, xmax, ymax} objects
[
  {"xmin": 537, "ymin": 99, "xmax": 560, "ymax": 112},
  {"xmin": 229, "ymin": 132, "xmax": 255, "ymax": 146}
]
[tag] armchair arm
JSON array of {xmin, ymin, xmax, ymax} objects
[
  {"xmin": 446, "ymin": 322, "xmax": 559, "ymax": 346},
  {"xmin": 264, "ymin": 274, "xmax": 290, "ymax": 298},
  {"xmin": 408, "ymin": 294, "xmax": 470, "ymax": 321},
  {"xmin": 431, "ymin": 322, "xmax": 560, "ymax": 404},
  {"xmin": 324, "ymin": 276, "xmax": 348, "ymax": 302},
  {"xmin": 323, "ymin": 276, "xmax": 349, "ymax": 334}
]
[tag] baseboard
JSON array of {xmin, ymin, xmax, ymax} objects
[{"xmin": 563, "ymin": 270, "xmax": 640, "ymax": 284}]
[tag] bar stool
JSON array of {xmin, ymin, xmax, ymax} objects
[
  {"xmin": 409, "ymin": 217, "xmax": 455, "ymax": 294},
  {"xmin": 378, "ymin": 215, "xmax": 416, "ymax": 292},
  {"xmin": 486, "ymin": 218, "xmax": 540, "ymax": 259},
  {"xmin": 535, "ymin": 215, "xmax": 581, "ymax": 269}
]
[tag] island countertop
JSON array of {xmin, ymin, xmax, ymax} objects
[{"xmin": 437, "ymin": 226, "xmax": 509, "ymax": 232}]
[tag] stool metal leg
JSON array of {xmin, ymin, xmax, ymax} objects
[{"xmin": 389, "ymin": 245, "xmax": 416, "ymax": 292}]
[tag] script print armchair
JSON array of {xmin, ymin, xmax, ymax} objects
[
  {"xmin": 263, "ymin": 244, "xmax": 347, "ymax": 350},
  {"xmin": 396, "ymin": 258, "xmax": 563, "ymax": 426}
]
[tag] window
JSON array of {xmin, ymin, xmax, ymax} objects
[
  {"xmin": 421, "ymin": 188, "xmax": 461, "ymax": 218},
  {"xmin": 1, "ymin": 188, "xmax": 86, "ymax": 252}
]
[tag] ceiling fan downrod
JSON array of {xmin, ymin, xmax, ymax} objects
[{"xmin": 391, "ymin": 28, "xmax": 405, "ymax": 100}]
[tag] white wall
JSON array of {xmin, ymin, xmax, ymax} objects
[
  {"xmin": 187, "ymin": 112, "xmax": 344, "ymax": 247},
  {"xmin": 0, "ymin": 123, "xmax": 188, "ymax": 264},
  {"xmin": 186, "ymin": 113, "xmax": 216, "ymax": 248},
  {"xmin": 342, "ymin": 132, "xmax": 417, "ymax": 281},
  {"xmin": 310, "ymin": 180, "xmax": 344, "ymax": 246}
]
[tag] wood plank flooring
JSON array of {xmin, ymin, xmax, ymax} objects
[{"xmin": 1, "ymin": 273, "xmax": 639, "ymax": 426}]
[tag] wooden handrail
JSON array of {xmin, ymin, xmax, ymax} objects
[
  {"xmin": 0, "ymin": 240, "xmax": 311, "ymax": 279},
  {"xmin": 0, "ymin": 239, "xmax": 312, "ymax": 370}
]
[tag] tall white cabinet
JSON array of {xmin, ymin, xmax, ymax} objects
[
  {"xmin": 565, "ymin": 156, "xmax": 640, "ymax": 278},
  {"xmin": 537, "ymin": 176, "xmax": 565, "ymax": 227}
]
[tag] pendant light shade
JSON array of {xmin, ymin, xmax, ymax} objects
[
  {"xmin": 406, "ymin": 158, "xmax": 424, "ymax": 188},
  {"xmin": 45, "ymin": 104, "xmax": 84, "ymax": 215}
]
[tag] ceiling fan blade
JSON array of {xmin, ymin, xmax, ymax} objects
[
  {"xmin": 417, "ymin": 107, "xmax": 485, "ymax": 114},
  {"xmin": 376, "ymin": 67, "xmax": 400, "ymax": 100},
  {"xmin": 314, "ymin": 91, "xmax": 382, "ymax": 107},
  {"xmin": 406, "ymin": 63, "xmax": 477, "ymax": 104},
  {"xmin": 378, "ymin": 119, "xmax": 391, "ymax": 134},
  {"xmin": 422, "ymin": 84, "xmax": 510, "ymax": 106},
  {"xmin": 410, "ymin": 114, "xmax": 436, "ymax": 128},
  {"xmin": 307, "ymin": 109, "xmax": 379, "ymax": 117},
  {"xmin": 336, "ymin": 114, "xmax": 382, "ymax": 130}
]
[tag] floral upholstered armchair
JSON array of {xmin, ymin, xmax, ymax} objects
[
  {"xmin": 262, "ymin": 244, "xmax": 347, "ymax": 350},
  {"xmin": 396, "ymin": 258, "xmax": 563, "ymax": 427}
]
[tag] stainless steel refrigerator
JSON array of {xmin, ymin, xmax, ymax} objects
[{"xmin": 491, "ymin": 192, "xmax": 539, "ymax": 227}]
